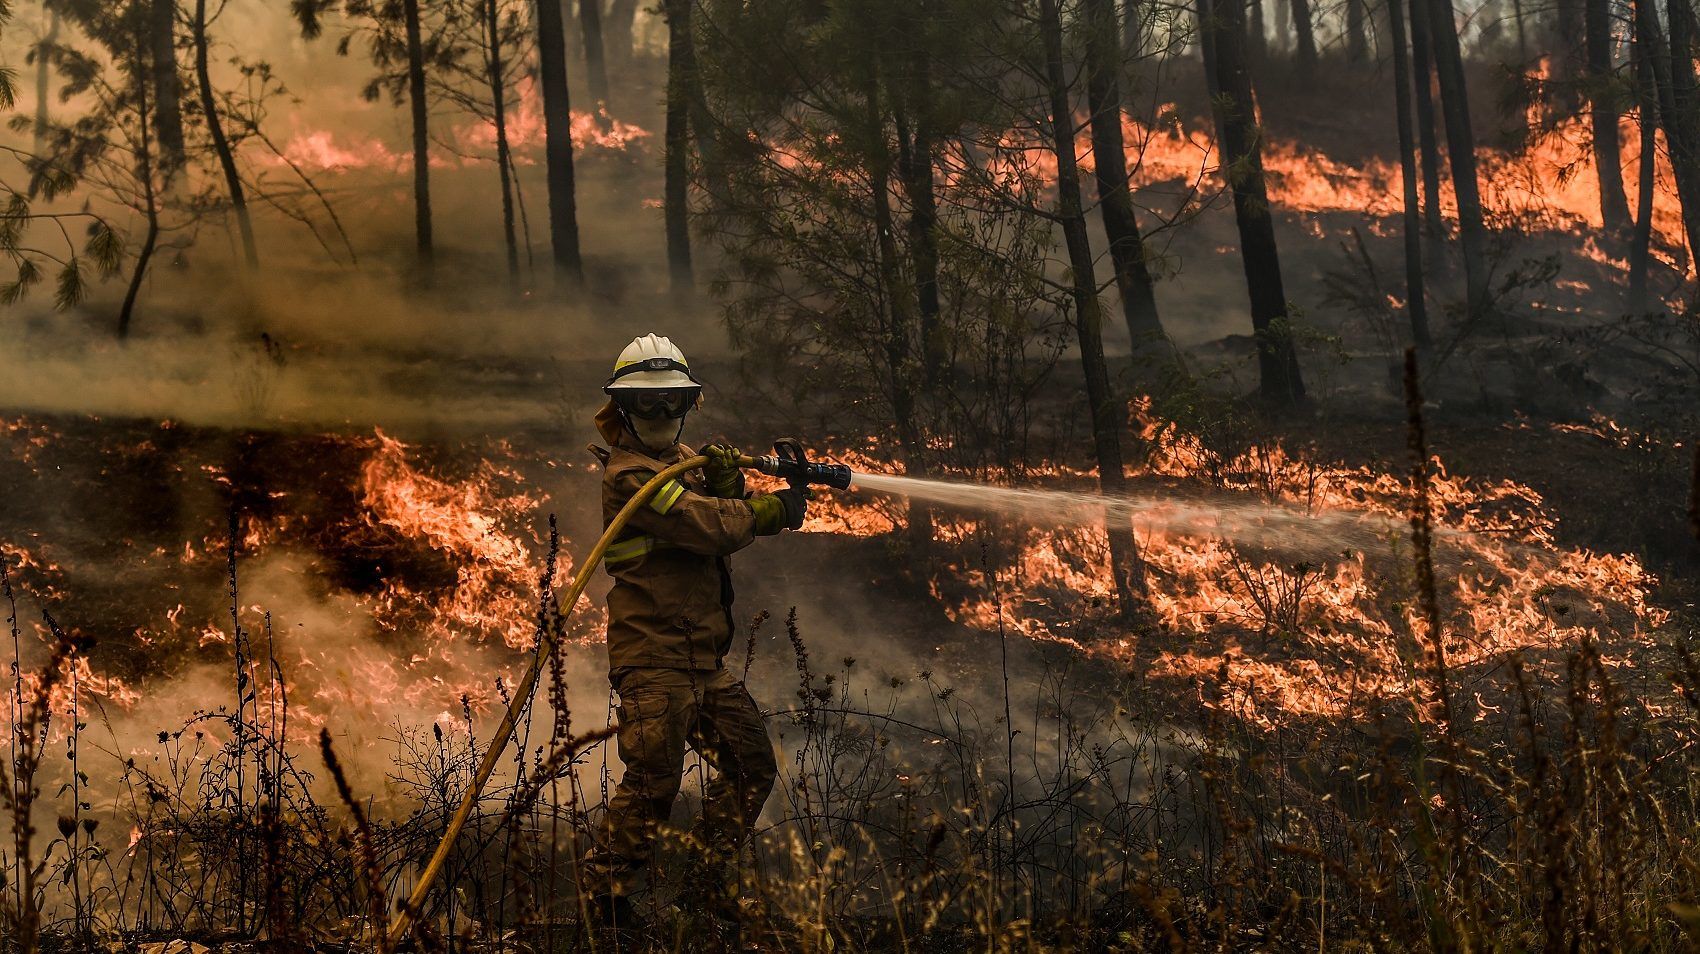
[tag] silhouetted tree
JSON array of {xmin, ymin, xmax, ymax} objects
[
  {"xmin": 0, "ymin": 4, "xmax": 121, "ymax": 313},
  {"xmin": 1389, "ymin": 0, "xmax": 1430, "ymax": 347},
  {"xmin": 1421, "ymin": 0, "xmax": 1490, "ymax": 317},
  {"xmin": 606, "ymin": 0, "xmax": 638, "ymax": 70},
  {"xmin": 292, "ymin": 0, "xmax": 439, "ymax": 269},
  {"xmin": 1199, "ymin": 0, "xmax": 1307, "ymax": 406},
  {"xmin": 150, "ymin": 0, "xmax": 185, "ymax": 178},
  {"xmin": 1039, "ymin": 0, "xmax": 1151, "ymax": 616},
  {"xmin": 663, "ymin": 0, "xmax": 692, "ymax": 293},
  {"xmin": 1654, "ymin": 0, "xmax": 1700, "ymax": 271},
  {"xmin": 579, "ymin": 0, "xmax": 610, "ymax": 112},
  {"xmin": 1346, "ymin": 0, "xmax": 1368, "ymax": 62},
  {"xmin": 536, "ymin": 0, "xmax": 583, "ymax": 283},
  {"xmin": 1586, "ymin": 0, "xmax": 1631, "ymax": 233},
  {"xmin": 1408, "ymin": 0, "xmax": 1446, "ymax": 256},
  {"xmin": 192, "ymin": 0, "xmax": 256, "ymax": 268},
  {"xmin": 1629, "ymin": 0, "xmax": 1659, "ymax": 306},
  {"xmin": 1082, "ymin": 0, "xmax": 1170, "ymax": 358},
  {"xmin": 1289, "ymin": 0, "xmax": 1317, "ymax": 74}
]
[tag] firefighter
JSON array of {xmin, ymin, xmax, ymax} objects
[{"xmin": 580, "ymin": 334, "xmax": 805, "ymax": 927}]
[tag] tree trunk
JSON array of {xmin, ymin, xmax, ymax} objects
[
  {"xmin": 1390, "ymin": 0, "xmax": 1431, "ymax": 347},
  {"xmin": 1629, "ymin": 0, "xmax": 1659, "ymax": 307},
  {"xmin": 1248, "ymin": 0, "xmax": 1267, "ymax": 62},
  {"xmin": 1122, "ymin": 0, "xmax": 1143, "ymax": 55},
  {"xmin": 121, "ymin": 25, "xmax": 160, "ymax": 341},
  {"xmin": 1421, "ymin": 0, "xmax": 1491, "ymax": 318},
  {"xmin": 580, "ymin": 0, "xmax": 611, "ymax": 113},
  {"xmin": 33, "ymin": 8, "xmax": 58, "ymax": 154},
  {"xmin": 1038, "ymin": 0, "xmax": 1149, "ymax": 619},
  {"xmin": 1084, "ymin": 0, "xmax": 1170, "ymax": 359},
  {"xmin": 1199, "ymin": 0, "xmax": 1307, "ymax": 406},
  {"xmin": 536, "ymin": 0, "xmax": 584, "ymax": 283},
  {"xmin": 193, "ymin": 0, "xmax": 257, "ymax": 269},
  {"xmin": 1586, "ymin": 0, "xmax": 1632, "ymax": 233},
  {"xmin": 1408, "ymin": 0, "xmax": 1447, "ymax": 259},
  {"xmin": 485, "ymin": 0, "xmax": 520, "ymax": 287},
  {"xmin": 663, "ymin": 0, "xmax": 693, "ymax": 293},
  {"xmin": 150, "ymin": 0, "xmax": 184, "ymax": 180},
  {"xmin": 606, "ymin": 0, "xmax": 639, "ymax": 70},
  {"xmin": 1289, "ymin": 0, "xmax": 1317, "ymax": 74},
  {"xmin": 1555, "ymin": 0, "xmax": 1586, "ymax": 113},
  {"xmin": 1347, "ymin": 0, "xmax": 1368, "ymax": 63},
  {"xmin": 1512, "ymin": 0, "xmax": 1528, "ymax": 60},
  {"xmin": 403, "ymin": 0, "xmax": 435, "ymax": 268},
  {"xmin": 1656, "ymin": 0, "xmax": 1700, "ymax": 272},
  {"xmin": 893, "ymin": 52, "xmax": 945, "ymax": 388}
]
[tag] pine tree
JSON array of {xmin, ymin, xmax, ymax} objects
[
  {"xmin": 1199, "ymin": 0, "xmax": 1306, "ymax": 406},
  {"xmin": 293, "ymin": 0, "xmax": 440, "ymax": 270}
]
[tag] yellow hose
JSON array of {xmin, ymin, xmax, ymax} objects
[{"xmin": 386, "ymin": 452, "xmax": 755, "ymax": 945}]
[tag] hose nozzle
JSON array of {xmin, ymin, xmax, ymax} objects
[{"xmin": 754, "ymin": 438, "xmax": 853, "ymax": 490}]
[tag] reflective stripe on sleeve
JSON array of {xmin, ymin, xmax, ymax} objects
[
  {"xmin": 603, "ymin": 535, "xmax": 656, "ymax": 567},
  {"xmin": 649, "ymin": 479, "xmax": 688, "ymax": 515}
]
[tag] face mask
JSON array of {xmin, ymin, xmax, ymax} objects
[{"xmin": 632, "ymin": 413, "xmax": 684, "ymax": 451}]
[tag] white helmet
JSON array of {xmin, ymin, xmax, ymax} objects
[
  {"xmin": 603, "ymin": 335, "xmax": 702, "ymax": 449},
  {"xmin": 605, "ymin": 334, "xmax": 701, "ymax": 391}
]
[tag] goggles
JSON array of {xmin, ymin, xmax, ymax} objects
[{"xmin": 611, "ymin": 387, "xmax": 700, "ymax": 420}]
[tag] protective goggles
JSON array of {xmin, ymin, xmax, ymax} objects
[{"xmin": 611, "ymin": 387, "xmax": 700, "ymax": 420}]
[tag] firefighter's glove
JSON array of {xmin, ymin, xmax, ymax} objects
[
  {"xmin": 703, "ymin": 442, "xmax": 745, "ymax": 499},
  {"xmin": 750, "ymin": 487, "xmax": 809, "ymax": 535}
]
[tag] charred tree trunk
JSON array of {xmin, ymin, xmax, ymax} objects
[
  {"xmin": 403, "ymin": 0, "xmax": 435, "ymax": 269},
  {"xmin": 1586, "ymin": 0, "xmax": 1632, "ymax": 233},
  {"xmin": 1408, "ymin": 0, "xmax": 1447, "ymax": 257},
  {"xmin": 1039, "ymin": 0, "xmax": 1150, "ymax": 618},
  {"xmin": 1084, "ymin": 0, "xmax": 1170, "ymax": 358},
  {"xmin": 1660, "ymin": 0, "xmax": 1700, "ymax": 273},
  {"xmin": 485, "ymin": 0, "xmax": 520, "ymax": 286},
  {"xmin": 536, "ymin": 0, "xmax": 584, "ymax": 283},
  {"xmin": 1347, "ymin": 0, "xmax": 1369, "ymax": 63},
  {"xmin": 1422, "ymin": 0, "xmax": 1491, "ymax": 318},
  {"xmin": 150, "ymin": 0, "xmax": 184, "ymax": 181},
  {"xmin": 1629, "ymin": 0, "xmax": 1659, "ymax": 307},
  {"xmin": 1390, "ymin": 0, "xmax": 1431, "ymax": 347},
  {"xmin": 663, "ymin": 0, "xmax": 693, "ymax": 293},
  {"xmin": 579, "ymin": 0, "xmax": 611, "ymax": 113},
  {"xmin": 193, "ymin": 0, "xmax": 256, "ymax": 268},
  {"xmin": 1199, "ymin": 0, "xmax": 1307, "ymax": 406},
  {"xmin": 1289, "ymin": 0, "xmax": 1317, "ymax": 74}
]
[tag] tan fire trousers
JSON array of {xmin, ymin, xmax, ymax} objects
[{"xmin": 581, "ymin": 666, "xmax": 778, "ymax": 898}]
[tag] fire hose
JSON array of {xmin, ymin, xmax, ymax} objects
[{"xmin": 387, "ymin": 442, "xmax": 852, "ymax": 945}]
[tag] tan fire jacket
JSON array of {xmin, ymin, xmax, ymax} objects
[{"xmin": 592, "ymin": 401, "xmax": 758, "ymax": 671}]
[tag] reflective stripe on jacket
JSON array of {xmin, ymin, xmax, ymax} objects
[{"xmin": 594, "ymin": 401, "xmax": 757, "ymax": 671}]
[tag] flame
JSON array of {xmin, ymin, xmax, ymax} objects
[
  {"xmin": 359, "ymin": 428, "xmax": 552, "ymax": 651},
  {"xmin": 272, "ymin": 81, "xmax": 651, "ymax": 175}
]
